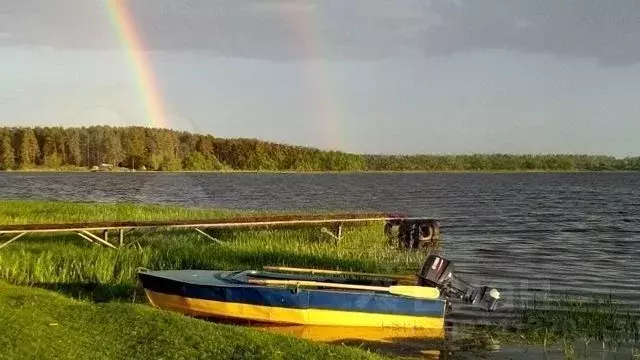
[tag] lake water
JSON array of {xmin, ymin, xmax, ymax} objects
[{"xmin": 1, "ymin": 172, "xmax": 639, "ymax": 320}]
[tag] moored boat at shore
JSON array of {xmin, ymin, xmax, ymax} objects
[{"xmin": 137, "ymin": 254, "xmax": 500, "ymax": 329}]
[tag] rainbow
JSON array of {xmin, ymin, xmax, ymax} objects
[
  {"xmin": 106, "ymin": 0, "xmax": 169, "ymax": 129},
  {"xmin": 286, "ymin": 4, "xmax": 342, "ymax": 150}
]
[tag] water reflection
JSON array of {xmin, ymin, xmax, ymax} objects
[
  {"xmin": 206, "ymin": 318, "xmax": 506, "ymax": 359},
  {"xmin": 255, "ymin": 324, "xmax": 447, "ymax": 359}
]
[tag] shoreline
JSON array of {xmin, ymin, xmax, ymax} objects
[
  {"xmin": 2, "ymin": 168, "xmax": 639, "ymax": 174},
  {"xmin": 1, "ymin": 200, "xmax": 637, "ymax": 359}
]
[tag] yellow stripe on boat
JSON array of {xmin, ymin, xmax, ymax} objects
[
  {"xmin": 145, "ymin": 290, "xmax": 445, "ymax": 329},
  {"xmin": 258, "ymin": 324, "xmax": 446, "ymax": 342}
]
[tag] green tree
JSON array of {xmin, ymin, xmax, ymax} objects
[
  {"xmin": 196, "ymin": 136, "xmax": 215, "ymax": 158},
  {"xmin": 123, "ymin": 127, "xmax": 146, "ymax": 170},
  {"xmin": 17, "ymin": 128, "xmax": 39, "ymax": 168},
  {"xmin": 40, "ymin": 127, "xmax": 66, "ymax": 168},
  {"xmin": 183, "ymin": 152, "xmax": 209, "ymax": 171},
  {"xmin": 65, "ymin": 128, "xmax": 82, "ymax": 166},
  {"xmin": 0, "ymin": 131, "xmax": 15, "ymax": 170},
  {"xmin": 101, "ymin": 128, "xmax": 124, "ymax": 166}
]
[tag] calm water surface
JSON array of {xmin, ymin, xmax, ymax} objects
[{"xmin": 1, "ymin": 172, "xmax": 638, "ymax": 327}]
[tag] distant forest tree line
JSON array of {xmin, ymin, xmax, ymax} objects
[{"xmin": 0, "ymin": 126, "xmax": 638, "ymax": 171}]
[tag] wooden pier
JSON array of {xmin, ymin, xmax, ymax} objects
[{"xmin": 0, "ymin": 212, "xmax": 433, "ymax": 249}]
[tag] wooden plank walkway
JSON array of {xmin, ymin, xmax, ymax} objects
[
  {"xmin": 0, "ymin": 212, "xmax": 426, "ymax": 249},
  {"xmin": 0, "ymin": 212, "xmax": 396, "ymax": 233}
]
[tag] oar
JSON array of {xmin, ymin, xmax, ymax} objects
[
  {"xmin": 262, "ymin": 266, "xmax": 415, "ymax": 282},
  {"xmin": 246, "ymin": 279, "xmax": 440, "ymax": 299}
]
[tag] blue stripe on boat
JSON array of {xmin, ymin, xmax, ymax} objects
[{"xmin": 138, "ymin": 271, "xmax": 445, "ymax": 317}]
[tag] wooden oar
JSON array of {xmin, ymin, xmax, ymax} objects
[
  {"xmin": 246, "ymin": 279, "xmax": 440, "ymax": 299},
  {"xmin": 262, "ymin": 266, "xmax": 415, "ymax": 282}
]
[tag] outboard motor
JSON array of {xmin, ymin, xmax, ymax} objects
[{"xmin": 417, "ymin": 254, "xmax": 500, "ymax": 312}]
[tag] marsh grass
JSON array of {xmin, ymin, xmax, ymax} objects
[
  {"xmin": 456, "ymin": 295, "xmax": 640, "ymax": 359},
  {"xmin": 518, "ymin": 296, "xmax": 640, "ymax": 353},
  {"xmin": 0, "ymin": 199, "xmax": 346, "ymax": 225},
  {"xmin": 0, "ymin": 223, "xmax": 426, "ymax": 302}
]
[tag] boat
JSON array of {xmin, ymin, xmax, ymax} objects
[{"xmin": 137, "ymin": 254, "xmax": 500, "ymax": 329}]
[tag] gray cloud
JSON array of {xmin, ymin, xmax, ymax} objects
[
  {"xmin": 2, "ymin": 0, "xmax": 639, "ymax": 65},
  {"xmin": 423, "ymin": 0, "xmax": 640, "ymax": 66}
]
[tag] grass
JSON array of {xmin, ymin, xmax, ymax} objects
[
  {"xmin": 455, "ymin": 295, "xmax": 640, "ymax": 359},
  {"xmin": 0, "ymin": 224, "xmax": 425, "ymax": 302},
  {"xmin": 516, "ymin": 296, "xmax": 640, "ymax": 354},
  {"xmin": 0, "ymin": 200, "xmax": 276, "ymax": 225},
  {"xmin": 0, "ymin": 281, "xmax": 387, "ymax": 360},
  {"xmin": 2, "ymin": 200, "xmax": 638, "ymax": 359},
  {"xmin": 0, "ymin": 200, "xmax": 432, "ymax": 359},
  {"xmin": 0, "ymin": 199, "xmax": 386, "ymax": 227},
  {"xmin": 0, "ymin": 202, "xmax": 422, "ymax": 303}
]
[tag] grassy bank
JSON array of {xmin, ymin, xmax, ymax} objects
[
  {"xmin": 2, "ymin": 200, "xmax": 639, "ymax": 359},
  {"xmin": 0, "ymin": 200, "xmax": 420, "ymax": 302},
  {"xmin": 0, "ymin": 200, "xmax": 428, "ymax": 359},
  {"xmin": 0, "ymin": 226, "xmax": 423, "ymax": 302},
  {"xmin": 0, "ymin": 281, "xmax": 386, "ymax": 360}
]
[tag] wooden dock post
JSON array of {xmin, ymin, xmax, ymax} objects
[
  {"xmin": 80, "ymin": 231, "xmax": 117, "ymax": 249},
  {"xmin": 77, "ymin": 232, "xmax": 99, "ymax": 246},
  {"xmin": 320, "ymin": 223, "xmax": 343, "ymax": 244}
]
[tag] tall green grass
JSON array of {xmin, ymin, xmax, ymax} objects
[
  {"xmin": 0, "ymin": 224, "xmax": 424, "ymax": 301},
  {"xmin": 518, "ymin": 296, "xmax": 640, "ymax": 352},
  {"xmin": 459, "ymin": 295, "xmax": 640, "ymax": 359},
  {"xmin": 0, "ymin": 200, "xmax": 276, "ymax": 225}
]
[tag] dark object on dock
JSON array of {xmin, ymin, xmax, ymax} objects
[{"xmin": 384, "ymin": 217, "xmax": 440, "ymax": 249}]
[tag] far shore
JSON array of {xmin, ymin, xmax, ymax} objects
[{"xmin": 1, "ymin": 167, "xmax": 638, "ymax": 174}]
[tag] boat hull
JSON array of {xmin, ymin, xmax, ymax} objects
[{"xmin": 139, "ymin": 270, "xmax": 446, "ymax": 329}]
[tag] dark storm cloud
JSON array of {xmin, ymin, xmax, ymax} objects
[{"xmin": 1, "ymin": 0, "xmax": 639, "ymax": 65}]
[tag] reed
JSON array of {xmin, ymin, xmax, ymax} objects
[
  {"xmin": 0, "ymin": 199, "xmax": 279, "ymax": 225},
  {"xmin": 0, "ymin": 225, "xmax": 424, "ymax": 302},
  {"xmin": 518, "ymin": 296, "xmax": 640, "ymax": 351},
  {"xmin": 457, "ymin": 295, "xmax": 640, "ymax": 359}
]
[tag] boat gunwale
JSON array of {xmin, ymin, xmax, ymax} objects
[
  {"xmin": 138, "ymin": 269, "xmax": 424, "ymax": 297},
  {"xmin": 137, "ymin": 270, "xmax": 447, "ymax": 312}
]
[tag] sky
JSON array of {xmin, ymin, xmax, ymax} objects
[{"xmin": 1, "ymin": 0, "xmax": 639, "ymax": 157}]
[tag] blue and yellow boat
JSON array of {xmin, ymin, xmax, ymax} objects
[
  {"xmin": 137, "ymin": 254, "xmax": 500, "ymax": 330},
  {"xmin": 138, "ymin": 268, "xmax": 447, "ymax": 329}
]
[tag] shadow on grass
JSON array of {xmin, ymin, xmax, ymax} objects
[
  {"xmin": 30, "ymin": 282, "xmax": 141, "ymax": 303},
  {"xmin": 327, "ymin": 339, "xmax": 444, "ymax": 359}
]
